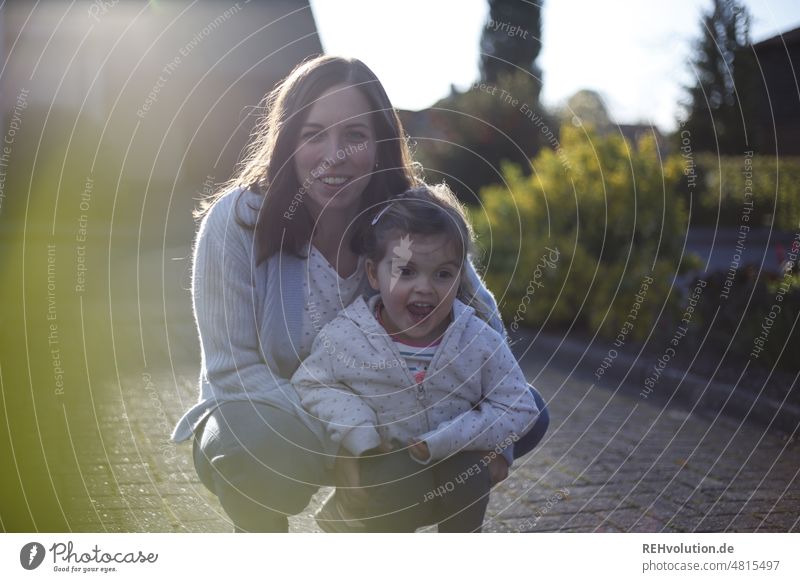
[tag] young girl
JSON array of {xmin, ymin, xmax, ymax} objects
[{"xmin": 292, "ymin": 185, "xmax": 540, "ymax": 532}]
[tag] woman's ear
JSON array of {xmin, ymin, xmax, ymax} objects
[{"xmin": 365, "ymin": 258, "xmax": 380, "ymax": 291}]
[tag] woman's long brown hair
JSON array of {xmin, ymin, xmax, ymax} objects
[{"xmin": 198, "ymin": 55, "xmax": 420, "ymax": 263}]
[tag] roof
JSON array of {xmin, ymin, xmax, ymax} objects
[{"xmin": 753, "ymin": 26, "xmax": 800, "ymax": 49}]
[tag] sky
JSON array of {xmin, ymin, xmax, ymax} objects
[{"xmin": 309, "ymin": 0, "xmax": 800, "ymax": 132}]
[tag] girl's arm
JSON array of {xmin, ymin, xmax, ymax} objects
[
  {"xmin": 292, "ymin": 332, "xmax": 382, "ymax": 456},
  {"xmin": 413, "ymin": 327, "xmax": 539, "ymax": 463}
]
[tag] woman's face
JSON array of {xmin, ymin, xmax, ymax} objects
[{"xmin": 294, "ymin": 84, "xmax": 377, "ymax": 219}]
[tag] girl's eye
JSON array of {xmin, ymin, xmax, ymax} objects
[
  {"xmin": 399, "ymin": 267, "xmax": 413, "ymax": 276},
  {"xmin": 437, "ymin": 270, "xmax": 455, "ymax": 279}
]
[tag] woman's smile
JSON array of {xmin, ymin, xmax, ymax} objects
[{"xmin": 318, "ymin": 175, "xmax": 351, "ymax": 187}]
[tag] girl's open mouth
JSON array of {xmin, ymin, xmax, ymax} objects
[{"xmin": 407, "ymin": 302, "xmax": 435, "ymax": 322}]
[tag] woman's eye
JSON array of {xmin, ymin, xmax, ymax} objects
[
  {"xmin": 347, "ymin": 130, "xmax": 368, "ymax": 141},
  {"xmin": 301, "ymin": 131, "xmax": 323, "ymax": 142},
  {"xmin": 398, "ymin": 267, "xmax": 413, "ymax": 276}
]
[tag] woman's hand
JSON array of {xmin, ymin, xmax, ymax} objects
[
  {"xmin": 488, "ymin": 454, "xmax": 509, "ymax": 485},
  {"xmin": 334, "ymin": 443, "xmax": 394, "ymax": 507},
  {"xmin": 333, "ymin": 451, "xmax": 367, "ymax": 508},
  {"xmin": 361, "ymin": 441, "xmax": 395, "ymax": 456}
]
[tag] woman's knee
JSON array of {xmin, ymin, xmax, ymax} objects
[
  {"xmin": 435, "ymin": 451, "xmax": 491, "ymax": 497},
  {"xmin": 193, "ymin": 401, "xmax": 327, "ymax": 516},
  {"xmin": 513, "ymin": 385, "xmax": 550, "ymax": 459}
]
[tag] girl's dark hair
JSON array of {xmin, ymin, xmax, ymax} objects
[
  {"xmin": 198, "ymin": 55, "xmax": 420, "ymax": 263},
  {"xmin": 356, "ymin": 184, "xmax": 475, "ymax": 267}
]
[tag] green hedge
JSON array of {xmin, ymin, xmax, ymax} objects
[
  {"xmin": 472, "ymin": 125, "xmax": 694, "ymax": 341},
  {"xmin": 689, "ymin": 154, "xmax": 800, "ymax": 230}
]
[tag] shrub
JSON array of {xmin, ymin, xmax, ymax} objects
[
  {"xmin": 693, "ymin": 264, "xmax": 800, "ymax": 371},
  {"xmin": 472, "ymin": 125, "xmax": 693, "ymax": 341},
  {"xmin": 689, "ymin": 153, "xmax": 800, "ymax": 230}
]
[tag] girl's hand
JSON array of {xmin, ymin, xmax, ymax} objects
[{"xmin": 408, "ymin": 439, "xmax": 431, "ymax": 462}]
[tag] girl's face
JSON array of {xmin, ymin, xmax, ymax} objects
[
  {"xmin": 294, "ymin": 84, "xmax": 377, "ymax": 219},
  {"xmin": 366, "ymin": 232, "xmax": 463, "ymax": 345}
]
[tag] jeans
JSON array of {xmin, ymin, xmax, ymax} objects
[
  {"xmin": 513, "ymin": 385, "xmax": 550, "ymax": 458},
  {"xmin": 193, "ymin": 386, "xmax": 549, "ymax": 532},
  {"xmin": 193, "ymin": 401, "xmax": 330, "ymax": 532},
  {"xmin": 351, "ymin": 449, "xmax": 491, "ymax": 532}
]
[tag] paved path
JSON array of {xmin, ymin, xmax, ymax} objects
[
  {"xmin": 487, "ymin": 354, "xmax": 798, "ymax": 532},
  {"xmin": 56, "ymin": 316, "xmax": 798, "ymax": 533},
  {"xmin": 16, "ymin": 244, "xmax": 785, "ymax": 533}
]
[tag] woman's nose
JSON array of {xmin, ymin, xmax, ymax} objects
[{"xmin": 322, "ymin": 132, "xmax": 345, "ymax": 165}]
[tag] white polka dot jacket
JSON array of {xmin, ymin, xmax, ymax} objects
[{"xmin": 292, "ymin": 294, "xmax": 540, "ymax": 463}]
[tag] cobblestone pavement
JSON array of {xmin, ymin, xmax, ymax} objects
[
  {"xmin": 487, "ymin": 355, "xmax": 798, "ymax": 532},
  {"xmin": 21, "ymin": 246, "xmax": 788, "ymax": 533},
  {"xmin": 55, "ymin": 315, "xmax": 798, "ymax": 534}
]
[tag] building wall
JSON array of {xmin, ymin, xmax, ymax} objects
[
  {"xmin": 0, "ymin": 0, "xmax": 322, "ymax": 194},
  {"xmin": 754, "ymin": 29, "xmax": 800, "ymax": 155}
]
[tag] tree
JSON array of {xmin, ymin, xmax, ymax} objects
[
  {"xmin": 558, "ymin": 89, "xmax": 612, "ymax": 130},
  {"xmin": 681, "ymin": 0, "xmax": 758, "ymax": 154},
  {"xmin": 480, "ymin": 0, "xmax": 543, "ymax": 93},
  {"xmin": 405, "ymin": 0, "xmax": 548, "ymax": 203},
  {"xmin": 409, "ymin": 71, "xmax": 551, "ymax": 204}
]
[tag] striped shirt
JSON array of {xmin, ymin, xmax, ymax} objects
[
  {"xmin": 398, "ymin": 343, "xmax": 439, "ymax": 384},
  {"xmin": 375, "ymin": 300, "xmax": 442, "ymax": 384}
]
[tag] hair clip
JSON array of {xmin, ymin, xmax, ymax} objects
[{"xmin": 370, "ymin": 203, "xmax": 394, "ymax": 226}]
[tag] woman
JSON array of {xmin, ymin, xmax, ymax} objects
[{"xmin": 171, "ymin": 55, "xmax": 549, "ymax": 532}]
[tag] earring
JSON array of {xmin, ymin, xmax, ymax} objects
[{"xmin": 374, "ymin": 161, "xmax": 379, "ymax": 169}]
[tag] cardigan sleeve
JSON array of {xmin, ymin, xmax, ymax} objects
[
  {"xmin": 462, "ymin": 259, "xmax": 505, "ymax": 337},
  {"xmin": 415, "ymin": 327, "xmax": 540, "ymax": 462},
  {"xmin": 192, "ymin": 191, "xmax": 285, "ymax": 395}
]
